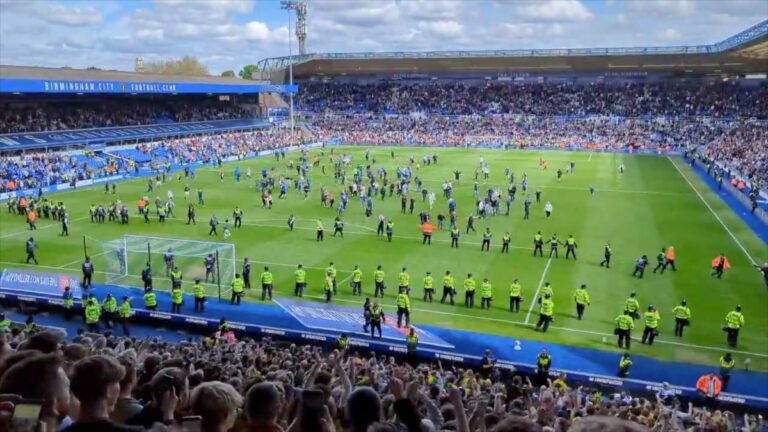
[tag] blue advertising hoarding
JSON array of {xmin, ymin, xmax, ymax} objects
[
  {"xmin": 0, "ymin": 78, "xmax": 297, "ymax": 95},
  {"xmin": 0, "ymin": 269, "xmax": 83, "ymax": 300}
]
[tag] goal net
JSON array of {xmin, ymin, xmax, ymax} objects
[
  {"xmin": 94, "ymin": 235, "xmax": 236, "ymax": 299},
  {"xmin": 463, "ymin": 135, "xmax": 510, "ymax": 149}
]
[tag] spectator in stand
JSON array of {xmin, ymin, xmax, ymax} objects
[
  {"xmin": 111, "ymin": 356, "xmax": 143, "ymax": 423},
  {"xmin": 66, "ymin": 354, "xmax": 143, "ymax": 431},
  {"xmin": 126, "ymin": 366, "xmax": 188, "ymax": 428},
  {"xmin": 190, "ymin": 381, "xmax": 243, "ymax": 432},
  {"xmin": 0, "ymin": 352, "xmax": 73, "ymax": 431},
  {"xmin": 244, "ymin": 381, "xmax": 284, "ymax": 432}
]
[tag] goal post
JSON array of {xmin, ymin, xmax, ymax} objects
[{"xmin": 94, "ymin": 235, "xmax": 236, "ymax": 300}]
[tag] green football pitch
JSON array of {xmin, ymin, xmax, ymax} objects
[{"xmin": 1, "ymin": 147, "xmax": 766, "ymax": 370}]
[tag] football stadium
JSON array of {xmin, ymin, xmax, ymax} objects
[{"xmin": 0, "ymin": 2, "xmax": 767, "ymax": 430}]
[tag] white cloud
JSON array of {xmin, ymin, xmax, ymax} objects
[
  {"xmin": 657, "ymin": 28, "xmax": 682, "ymax": 42},
  {"xmin": 245, "ymin": 21, "xmax": 271, "ymax": 41},
  {"xmin": 45, "ymin": 4, "xmax": 103, "ymax": 26},
  {"xmin": 517, "ymin": 0, "xmax": 593, "ymax": 22},
  {"xmin": 628, "ymin": 0, "xmax": 695, "ymax": 17},
  {"xmin": 417, "ymin": 20, "xmax": 465, "ymax": 39}
]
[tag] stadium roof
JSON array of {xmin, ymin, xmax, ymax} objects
[
  {"xmin": 0, "ymin": 65, "xmax": 298, "ymax": 95},
  {"xmin": 0, "ymin": 65, "xmax": 255, "ymax": 85},
  {"xmin": 257, "ymin": 19, "xmax": 768, "ymax": 77}
]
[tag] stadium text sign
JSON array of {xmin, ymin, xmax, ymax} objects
[
  {"xmin": 0, "ymin": 269, "xmax": 82, "ymax": 299},
  {"xmin": 0, "ymin": 78, "xmax": 298, "ymax": 95}
]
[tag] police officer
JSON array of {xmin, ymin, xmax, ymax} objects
[
  {"xmin": 480, "ymin": 278, "xmax": 493, "ymax": 309},
  {"xmin": 618, "ymin": 353, "xmax": 632, "ymax": 378},
  {"xmin": 536, "ymin": 349, "xmax": 551, "ymax": 383},
  {"xmin": 0, "ymin": 313, "xmax": 10, "ymax": 332},
  {"xmin": 351, "ymin": 265, "xmax": 363, "ymax": 296},
  {"xmin": 463, "ymin": 273, "xmax": 476, "ymax": 308},
  {"xmin": 242, "ymin": 258, "xmax": 252, "ymax": 290},
  {"xmin": 233, "ymin": 206, "xmax": 243, "ymax": 228},
  {"xmin": 509, "ymin": 279, "xmax": 522, "ymax": 312},
  {"xmin": 441, "ymin": 270, "xmax": 455, "ymax": 305},
  {"xmin": 62, "ymin": 285, "xmax": 74, "ymax": 320},
  {"xmin": 191, "ymin": 279, "xmax": 205, "ymax": 312},
  {"xmin": 398, "ymin": 267, "xmax": 410, "ymax": 294},
  {"xmin": 327, "ymin": 262, "xmax": 338, "ymax": 294},
  {"xmin": 260, "ymin": 266, "xmax": 274, "ymax": 301},
  {"xmin": 724, "ymin": 305, "xmax": 745, "ymax": 347},
  {"xmin": 295, "ymin": 264, "xmax": 306, "ymax": 297},
  {"xmin": 102, "ymin": 293, "xmax": 117, "ymax": 328},
  {"xmin": 600, "ymin": 242, "xmax": 612, "ymax": 268},
  {"xmin": 642, "ymin": 306, "xmax": 660, "ymax": 345},
  {"xmin": 565, "ymin": 235, "xmax": 577, "ymax": 260},
  {"xmin": 720, "ymin": 353, "xmax": 735, "ymax": 391},
  {"xmin": 673, "ymin": 300, "xmax": 691, "ymax": 337},
  {"xmin": 549, "ymin": 234, "xmax": 560, "ymax": 258},
  {"xmin": 170, "ymin": 266, "xmax": 182, "ymax": 293},
  {"xmin": 142, "ymin": 262, "xmax": 153, "ymax": 290},
  {"xmin": 337, "ymin": 333, "xmax": 349, "ymax": 350},
  {"xmin": 423, "ymin": 271, "xmax": 434, "ymax": 302},
  {"xmin": 81, "ymin": 257, "xmax": 94, "ymax": 290},
  {"xmin": 144, "ymin": 287, "xmax": 157, "ymax": 311},
  {"xmin": 533, "ymin": 232, "xmax": 543, "ymax": 257},
  {"xmin": 615, "ymin": 310, "xmax": 634, "ymax": 349},
  {"xmin": 536, "ymin": 293, "xmax": 554, "ymax": 332},
  {"xmin": 373, "ymin": 265, "xmax": 385, "ymax": 298},
  {"xmin": 370, "ymin": 301, "xmax": 385, "ymax": 338},
  {"xmin": 625, "ymin": 292, "xmax": 640, "ymax": 320},
  {"xmin": 171, "ymin": 283, "xmax": 183, "ymax": 314},
  {"xmin": 406, "ymin": 328, "xmax": 419, "ymax": 366},
  {"xmin": 324, "ymin": 276, "xmax": 333, "ymax": 303},
  {"xmin": 119, "ymin": 296, "xmax": 132, "ymax": 336},
  {"xmin": 316, "ymin": 220, "xmax": 324, "ymax": 241},
  {"xmin": 481, "ymin": 228, "xmax": 492, "ymax": 251},
  {"xmin": 573, "ymin": 284, "xmax": 590, "ymax": 320},
  {"xmin": 450, "ymin": 226, "xmax": 460, "ymax": 248},
  {"xmin": 386, "ymin": 220, "xmax": 394, "ymax": 242},
  {"xmin": 231, "ymin": 273, "xmax": 245, "ymax": 305},
  {"xmin": 396, "ymin": 288, "xmax": 411, "ymax": 328},
  {"xmin": 84, "ymin": 294, "xmax": 101, "ymax": 333}
]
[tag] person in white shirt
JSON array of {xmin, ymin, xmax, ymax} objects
[{"xmin": 544, "ymin": 201, "xmax": 553, "ymax": 218}]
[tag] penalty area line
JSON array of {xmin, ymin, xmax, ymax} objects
[{"xmin": 524, "ymin": 257, "xmax": 553, "ymax": 325}]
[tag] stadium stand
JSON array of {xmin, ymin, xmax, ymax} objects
[
  {"xmin": 0, "ymin": 20, "xmax": 767, "ymax": 432},
  {"xmin": 0, "ymin": 326, "xmax": 765, "ymax": 432}
]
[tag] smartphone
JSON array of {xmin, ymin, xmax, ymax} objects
[{"xmin": 11, "ymin": 400, "xmax": 42, "ymax": 431}]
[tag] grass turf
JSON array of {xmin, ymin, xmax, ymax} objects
[{"xmin": 0, "ymin": 146, "xmax": 766, "ymax": 370}]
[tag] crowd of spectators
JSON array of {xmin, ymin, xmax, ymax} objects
[
  {"xmin": 0, "ymin": 129, "xmax": 302, "ymax": 193},
  {"xmin": 297, "ymin": 81, "xmax": 768, "ymax": 118},
  {"xmin": 0, "ymin": 326, "xmax": 764, "ymax": 432},
  {"xmin": 0, "ymin": 101, "xmax": 253, "ymax": 133}
]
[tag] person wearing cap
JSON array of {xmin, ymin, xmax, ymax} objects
[
  {"xmin": 618, "ymin": 353, "xmax": 632, "ymax": 378},
  {"xmin": 724, "ymin": 305, "xmax": 745, "ymax": 347},
  {"xmin": 672, "ymin": 299, "xmax": 691, "ymax": 337},
  {"xmin": 615, "ymin": 309, "xmax": 634, "ymax": 349},
  {"xmin": 573, "ymin": 284, "xmax": 590, "ymax": 320},
  {"xmin": 84, "ymin": 294, "xmax": 101, "ymax": 333},
  {"xmin": 624, "ymin": 292, "xmax": 640, "ymax": 320},
  {"xmin": 119, "ymin": 296, "xmax": 132, "ymax": 336},
  {"xmin": 642, "ymin": 305, "xmax": 660, "ymax": 345},
  {"xmin": 719, "ymin": 352, "xmax": 735, "ymax": 391},
  {"xmin": 536, "ymin": 293, "xmax": 554, "ymax": 332},
  {"xmin": 102, "ymin": 293, "xmax": 118, "ymax": 329},
  {"xmin": 337, "ymin": 332, "xmax": 349, "ymax": 350},
  {"xmin": 536, "ymin": 349, "xmax": 551, "ymax": 383}
]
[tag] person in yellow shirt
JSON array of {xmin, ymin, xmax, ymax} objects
[
  {"xmin": 536, "ymin": 293, "xmax": 554, "ymax": 332},
  {"xmin": 463, "ymin": 274, "xmax": 476, "ymax": 308},
  {"xmin": 509, "ymin": 279, "xmax": 522, "ymax": 312},
  {"xmin": 480, "ymin": 278, "xmax": 493, "ymax": 309},
  {"xmin": 615, "ymin": 310, "xmax": 634, "ymax": 349},
  {"xmin": 440, "ymin": 270, "xmax": 455, "ymax": 305},
  {"xmin": 396, "ymin": 288, "xmax": 411, "ymax": 328},
  {"xmin": 573, "ymin": 284, "xmax": 590, "ymax": 320}
]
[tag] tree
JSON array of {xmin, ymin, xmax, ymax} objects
[
  {"xmin": 238, "ymin": 64, "xmax": 259, "ymax": 80},
  {"xmin": 221, "ymin": 70, "xmax": 235, "ymax": 77},
  {"xmin": 143, "ymin": 56, "xmax": 210, "ymax": 76}
]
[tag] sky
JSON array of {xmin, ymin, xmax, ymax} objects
[{"xmin": 0, "ymin": 0, "xmax": 765, "ymax": 75}]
